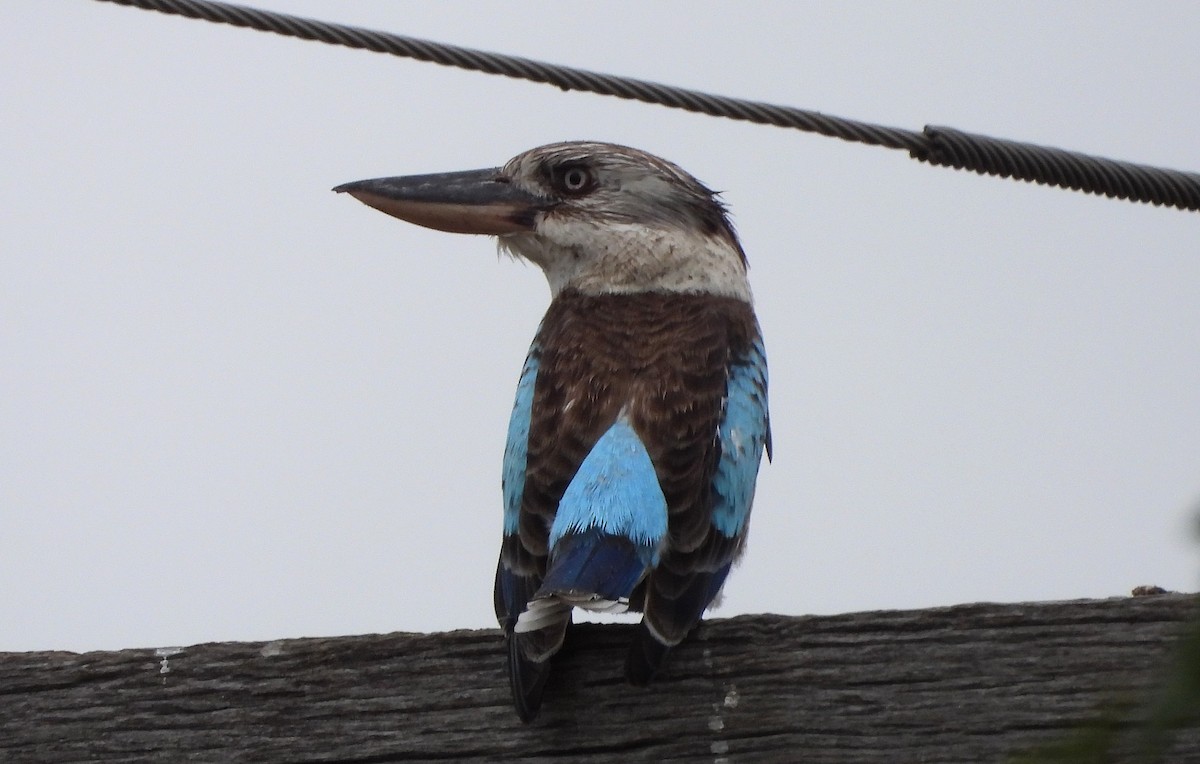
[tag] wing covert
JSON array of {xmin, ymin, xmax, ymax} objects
[
  {"xmin": 711, "ymin": 336, "xmax": 770, "ymax": 538},
  {"xmin": 501, "ymin": 349, "xmax": 539, "ymax": 536}
]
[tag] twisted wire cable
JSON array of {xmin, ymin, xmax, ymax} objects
[{"xmin": 95, "ymin": 0, "xmax": 1200, "ymax": 212}]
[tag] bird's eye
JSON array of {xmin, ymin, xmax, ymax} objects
[{"xmin": 555, "ymin": 165, "xmax": 594, "ymax": 195}]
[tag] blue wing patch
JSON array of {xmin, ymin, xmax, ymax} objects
[
  {"xmin": 548, "ymin": 417, "xmax": 669, "ymax": 556},
  {"xmin": 711, "ymin": 338, "xmax": 770, "ymax": 538},
  {"xmin": 525, "ymin": 416, "xmax": 669, "ymax": 607},
  {"xmin": 501, "ymin": 349, "xmax": 539, "ymax": 535}
]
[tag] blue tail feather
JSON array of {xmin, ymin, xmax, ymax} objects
[{"xmin": 538, "ymin": 529, "xmax": 651, "ymax": 602}]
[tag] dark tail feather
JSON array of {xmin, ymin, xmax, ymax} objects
[
  {"xmin": 624, "ymin": 623, "xmax": 673, "ymax": 687},
  {"xmin": 624, "ymin": 563, "xmax": 734, "ymax": 686},
  {"xmin": 507, "ymin": 635, "xmax": 551, "ymax": 723}
]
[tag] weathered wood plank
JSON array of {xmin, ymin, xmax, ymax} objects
[{"xmin": 2, "ymin": 595, "xmax": 1196, "ymax": 762}]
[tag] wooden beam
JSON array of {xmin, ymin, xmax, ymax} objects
[{"xmin": 3, "ymin": 595, "xmax": 1196, "ymax": 761}]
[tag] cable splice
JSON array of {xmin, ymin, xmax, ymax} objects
[{"xmin": 918, "ymin": 127, "xmax": 1200, "ymax": 211}]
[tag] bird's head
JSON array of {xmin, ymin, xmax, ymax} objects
[{"xmin": 334, "ymin": 142, "xmax": 751, "ymax": 301}]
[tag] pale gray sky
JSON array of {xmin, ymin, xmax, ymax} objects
[{"xmin": 3, "ymin": 1, "xmax": 1198, "ymax": 653}]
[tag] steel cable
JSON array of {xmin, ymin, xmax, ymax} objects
[{"xmin": 95, "ymin": 0, "xmax": 1200, "ymax": 213}]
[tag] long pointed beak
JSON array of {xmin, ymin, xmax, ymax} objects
[{"xmin": 333, "ymin": 168, "xmax": 547, "ymax": 235}]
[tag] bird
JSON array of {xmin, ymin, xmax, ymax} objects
[{"xmin": 334, "ymin": 142, "xmax": 770, "ymax": 722}]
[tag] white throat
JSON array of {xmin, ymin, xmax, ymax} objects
[{"xmin": 499, "ymin": 221, "xmax": 752, "ymax": 302}]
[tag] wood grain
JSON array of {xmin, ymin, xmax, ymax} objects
[{"xmin": 2, "ymin": 595, "xmax": 1196, "ymax": 762}]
